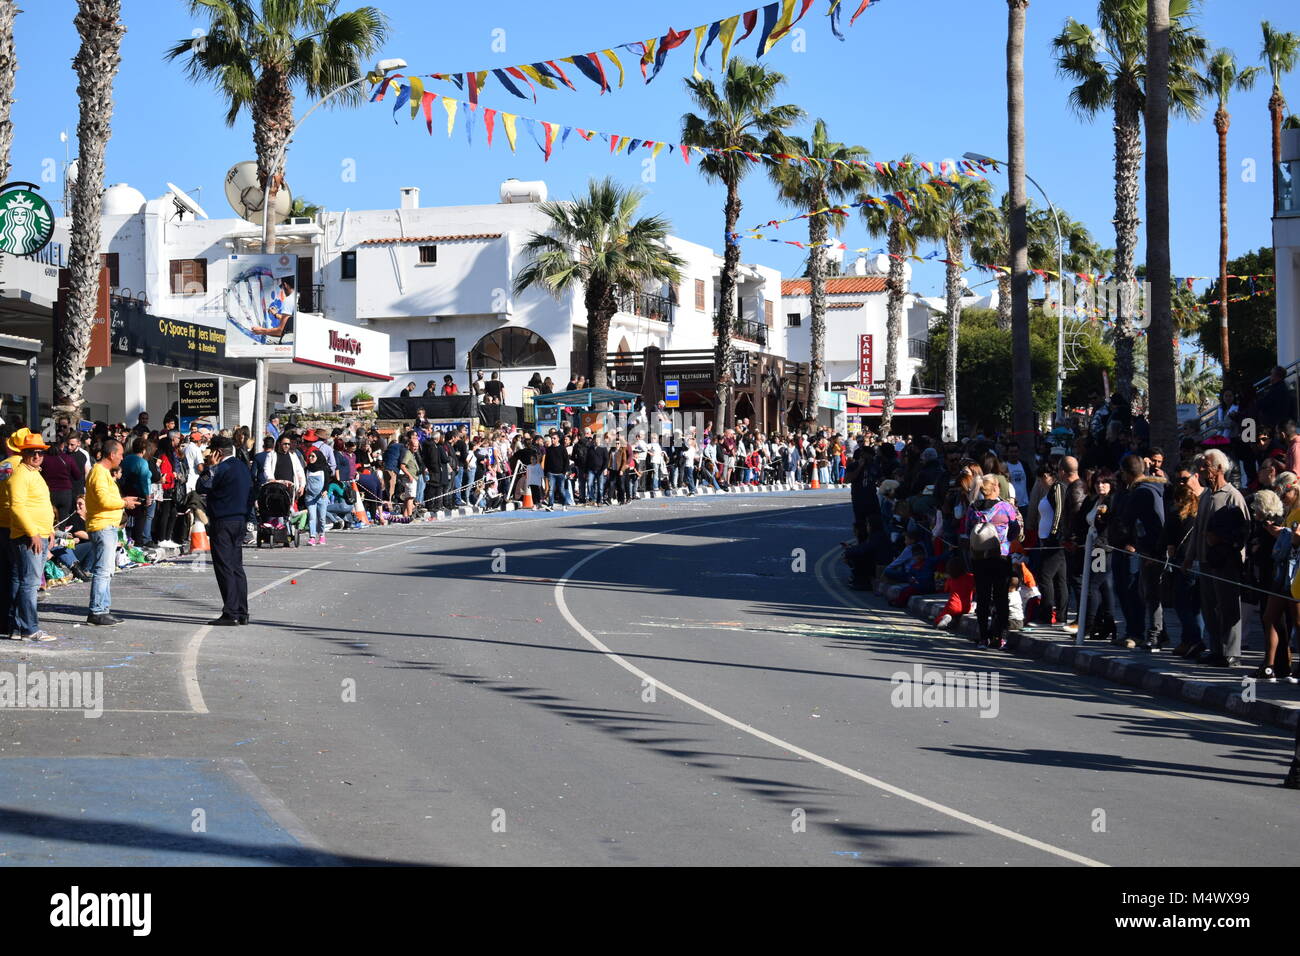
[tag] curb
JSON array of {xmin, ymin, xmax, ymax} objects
[{"xmin": 871, "ymin": 580, "xmax": 1300, "ymax": 732}]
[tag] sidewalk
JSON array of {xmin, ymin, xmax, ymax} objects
[{"xmin": 872, "ymin": 578, "xmax": 1300, "ymax": 732}]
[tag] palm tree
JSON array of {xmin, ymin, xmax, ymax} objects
[
  {"xmin": 860, "ymin": 159, "xmax": 929, "ymax": 438},
  {"xmin": 0, "ymin": 1, "xmax": 16, "ymax": 181},
  {"xmin": 1262, "ymin": 22, "xmax": 1300, "ymax": 213},
  {"xmin": 767, "ymin": 120, "xmax": 870, "ymax": 406},
  {"xmin": 969, "ymin": 194, "xmax": 1058, "ymax": 329},
  {"xmin": 1195, "ymin": 50, "xmax": 1260, "ymax": 371},
  {"xmin": 1053, "ymin": 0, "xmax": 1206, "ymax": 401},
  {"xmin": 914, "ymin": 178, "xmax": 998, "ymax": 434},
  {"xmin": 1007, "ymin": 0, "xmax": 1034, "ymax": 452},
  {"xmin": 1178, "ymin": 354, "xmax": 1220, "ymax": 407},
  {"xmin": 166, "ymin": 0, "xmax": 388, "ymax": 204},
  {"xmin": 55, "ymin": 1, "xmax": 125, "ymax": 418},
  {"xmin": 288, "ymin": 196, "xmax": 324, "ymax": 219},
  {"xmin": 682, "ymin": 58, "xmax": 802, "ymax": 427},
  {"xmin": 513, "ymin": 178, "xmax": 686, "ymax": 390},
  {"xmin": 1145, "ymin": 0, "xmax": 1177, "ymax": 460}
]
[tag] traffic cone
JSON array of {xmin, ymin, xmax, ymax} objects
[
  {"xmin": 521, "ymin": 484, "xmax": 534, "ymax": 510},
  {"xmin": 350, "ymin": 481, "xmax": 370, "ymax": 526},
  {"xmin": 189, "ymin": 517, "xmax": 210, "ymax": 553},
  {"xmin": 810, "ymin": 471, "xmax": 820, "ymax": 490}
]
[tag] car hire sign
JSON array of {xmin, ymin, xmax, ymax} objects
[
  {"xmin": 857, "ymin": 334, "xmax": 873, "ymax": 386},
  {"xmin": 292, "ymin": 314, "xmax": 392, "ymax": 381}
]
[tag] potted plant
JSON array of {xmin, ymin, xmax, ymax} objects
[{"xmin": 350, "ymin": 389, "xmax": 375, "ymax": 411}]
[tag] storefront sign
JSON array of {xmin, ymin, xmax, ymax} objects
[
  {"xmin": 858, "ymin": 334, "xmax": 873, "ymax": 386},
  {"xmin": 225, "ymin": 253, "xmax": 297, "ymax": 358},
  {"xmin": 179, "ymin": 378, "xmax": 221, "ymax": 434},
  {"xmin": 291, "ymin": 313, "xmax": 391, "ymax": 381},
  {"xmin": 845, "ymin": 386, "xmax": 871, "ymax": 408},
  {"xmin": 110, "ymin": 297, "xmax": 253, "ymax": 378},
  {"xmin": 0, "ymin": 183, "xmax": 55, "ymax": 257},
  {"xmin": 664, "ymin": 379, "xmax": 680, "ymax": 409}
]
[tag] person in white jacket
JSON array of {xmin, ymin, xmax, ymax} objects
[{"xmin": 260, "ymin": 438, "xmax": 306, "ymax": 500}]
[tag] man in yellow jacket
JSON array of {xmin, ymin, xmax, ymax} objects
[
  {"xmin": 8, "ymin": 431, "xmax": 55, "ymax": 641},
  {"xmin": 0, "ymin": 427, "xmax": 27, "ymax": 638},
  {"xmin": 84, "ymin": 438, "xmax": 139, "ymax": 627}
]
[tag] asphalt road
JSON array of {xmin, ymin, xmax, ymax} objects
[{"xmin": 2, "ymin": 489, "xmax": 1297, "ymax": 867}]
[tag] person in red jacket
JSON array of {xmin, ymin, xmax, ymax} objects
[{"xmin": 935, "ymin": 555, "xmax": 975, "ymax": 630}]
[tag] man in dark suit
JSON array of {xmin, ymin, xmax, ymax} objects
[
  {"xmin": 197, "ymin": 435, "xmax": 252, "ymax": 626},
  {"xmin": 420, "ymin": 430, "xmax": 445, "ymax": 511}
]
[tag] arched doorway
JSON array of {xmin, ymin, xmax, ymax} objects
[
  {"xmin": 734, "ymin": 393, "xmax": 755, "ymax": 428},
  {"xmin": 616, "ymin": 336, "xmax": 631, "ymax": 354}
]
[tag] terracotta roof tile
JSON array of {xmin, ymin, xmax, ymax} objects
[
  {"xmin": 780, "ymin": 276, "xmax": 887, "ymax": 296},
  {"xmin": 357, "ymin": 234, "xmax": 502, "ymax": 245}
]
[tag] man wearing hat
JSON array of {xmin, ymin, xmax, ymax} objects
[
  {"xmin": 0, "ymin": 427, "xmax": 29, "ymax": 636},
  {"xmin": 197, "ymin": 435, "xmax": 251, "ymax": 626},
  {"xmin": 8, "ymin": 430, "xmax": 56, "ymax": 640}
]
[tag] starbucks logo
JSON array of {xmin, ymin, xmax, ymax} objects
[{"xmin": 0, "ymin": 184, "xmax": 54, "ymax": 257}]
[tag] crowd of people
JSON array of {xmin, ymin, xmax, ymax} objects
[{"xmin": 839, "ymin": 387, "xmax": 1300, "ymax": 788}]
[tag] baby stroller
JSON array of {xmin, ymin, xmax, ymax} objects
[{"xmin": 255, "ymin": 482, "xmax": 307, "ymax": 548}]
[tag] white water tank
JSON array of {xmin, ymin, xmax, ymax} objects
[
  {"xmin": 103, "ymin": 183, "xmax": 146, "ymax": 216},
  {"xmin": 852, "ymin": 253, "xmax": 911, "ymax": 283},
  {"xmin": 499, "ymin": 179, "xmax": 547, "ymax": 204}
]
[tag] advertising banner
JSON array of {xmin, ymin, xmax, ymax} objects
[
  {"xmin": 291, "ymin": 314, "xmax": 391, "ymax": 380},
  {"xmin": 225, "ymin": 253, "xmax": 297, "ymax": 358},
  {"xmin": 179, "ymin": 378, "xmax": 221, "ymax": 435},
  {"xmin": 857, "ymin": 334, "xmax": 873, "ymax": 387}
]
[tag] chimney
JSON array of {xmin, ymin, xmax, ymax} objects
[{"xmin": 400, "ymin": 186, "xmax": 420, "ymax": 209}]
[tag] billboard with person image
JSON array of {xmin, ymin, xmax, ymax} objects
[{"xmin": 224, "ymin": 253, "xmax": 297, "ymax": 358}]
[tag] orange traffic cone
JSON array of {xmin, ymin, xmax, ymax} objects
[
  {"xmin": 350, "ymin": 481, "xmax": 370, "ymax": 526},
  {"xmin": 521, "ymin": 484, "xmax": 534, "ymax": 510},
  {"xmin": 190, "ymin": 517, "xmax": 210, "ymax": 553},
  {"xmin": 810, "ymin": 471, "xmax": 820, "ymax": 490}
]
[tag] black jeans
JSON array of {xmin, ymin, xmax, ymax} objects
[
  {"xmin": 973, "ymin": 554, "xmax": 1012, "ymax": 642},
  {"xmin": 209, "ymin": 517, "xmax": 249, "ymax": 620},
  {"xmin": 1037, "ymin": 546, "xmax": 1067, "ymax": 624}
]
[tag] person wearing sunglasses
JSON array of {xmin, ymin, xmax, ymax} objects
[{"xmin": 7, "ymin": 431, "xmax": 57, "ymax": 641}]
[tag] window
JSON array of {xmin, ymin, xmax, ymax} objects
[
  {"xmin": 417, "ymin": 245, "xmax": 437, "ymax": 265},
  {"xmin": 787, "ymin": 312, "xmax": 802, "ymax": 327},
  {"xmin": 100, "ymin": 253, "xmax": 119, "ymax": 288},
  {"xmin": 408, "ymin": 338, "xmax": 456, "ymax": 371},
  {"xmin": 168, "ymin": 258, "xmax": 206, "ymax": 295},
  {"xmin": 764, "ymin": 299, "xmax": 773, "ymax": 327},
  {"xmin": 470, "ymin": 328, "xmax": 556, "ymax": 369},
  {"xmin": 340, "ymin": 251, "xmax": 356, "ymax": 279},
  {"xmin": 695, "ymin": 278, "xmax": 705, "ymax": 311}
]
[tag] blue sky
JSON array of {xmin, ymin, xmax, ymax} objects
[{"xmin": 9, "ymin": 0, "xmax": 1299, "ymax": 302}]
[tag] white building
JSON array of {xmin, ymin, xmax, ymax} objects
[
  {"xmin": 1275, "ymin": 128, "xmax": 1300, "ymax": 369},
  {"xmin": 782, "ymin": 253, "xmax": 941, "ymax": 428}
]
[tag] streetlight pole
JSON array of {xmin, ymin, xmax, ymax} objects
[
  {"xmin": 250, "ymin": 58, "xmax": 406, "ymax": 440},
  {"xmin": 964, "ymin": 152, "xmax": 1066, "ymax": 428}
]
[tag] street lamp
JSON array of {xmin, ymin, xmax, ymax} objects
[
  {"xmin": 964, "ymin": 151, "xmax": 1067, "ymax": 428},
  {"xmin": 251, "ymin": 57, "xmax": 407, "ymax": 439}
]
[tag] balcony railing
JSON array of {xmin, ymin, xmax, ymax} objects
[
  {"xmin": 617, "ymin": 289, "xmax": 675, "ymax": 324},
  {"xmin": 908, "ymin": 337, "xmax": 929, "ymax": 361},
  {"xmin": 732, "ymin": 317, "xmax": 768, "ymax": 347},
  {"xmin": 303, "ymin": 283, "xmax": 323, "ymax": 314}
]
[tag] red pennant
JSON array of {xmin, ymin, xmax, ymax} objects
[
  {"xmin": 483, "ymin": 108, "xmax": 497, "ymax": 147},
  {"xmin": 739, "ymin": 9, "xmax": 759, "ymax": 41}
]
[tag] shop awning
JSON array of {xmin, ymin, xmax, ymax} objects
[
  {"xmin": 847, "ymin": 395, "xmax": 944, "ymax": 415},
  {"xmin": 533, "ymin": 387, "xmax": 640, "ymax": 409}
]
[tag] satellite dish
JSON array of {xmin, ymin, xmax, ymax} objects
[
  {"xmin": 65, "ymin": 159, "xmax": 78, "ymax": 186},
  {"xmin": 167, "ymin": 182, "xmax": 208, "ymax": 220},
  {"xmin": 224, "ymin": 160, "xmax": 292, "ymax": 226}
]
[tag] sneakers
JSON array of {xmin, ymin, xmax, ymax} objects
[
  {"xmin": 1254, "ymin": 665, "xmax": 1279, "ymax": 683},
  {"xmin": 307, "ymin": 536, "xmax": 318, "ymax": 546},
  {"xmin": 86, "ymin": 613, "xmax": 121, "ymax": 627},
  {"xmin": 936, "ymin": 614, "xmax": 953, "ymax": 630},
  {"xmin": 319, "ymin": 534, "xmax": 327, "ymax": 545},
  {"xmin": 20, "ymin": 631, "xmax": 55, "ymax": 642}
]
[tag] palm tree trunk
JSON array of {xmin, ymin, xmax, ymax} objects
[
  {"xmin": 1215, "ymin": 107, "xmax": 1231, "ymax": 370},
  {"xmin": 0, "ymin": 1, "xmax": 16, "ymax": 182},
  {"xmin": 1271, "ymin": 90, "xmax": 1285, "ymax": 214},
  {"xmin": 1145, "ymin": 0, "xmax": 1176, "ymax": 457},
  {"xmin": 944, "ymin": 229, "xmax": 963, "ymax": 434},
  {"xmin": 585, "ymin": 283, "xmax": 616, "ymax": 390},
  {"xmin": 996, "ymin": 271, "xmax": 1012, "ymax": 330},
  {"xmin": 880, "ymin": 218, "xmax": 903, "ymax": 439},
  {"xmin": 254, "ymin": 68, "xmax": 294, "ymax": 203},
  {"xmin": 56, "ymin": 0, "xmax": 124, "ymax": 415},
  {"xmin": 715, "ymin": 181, "xmax": 740, "ymax": 428},
  {"xmin": 1111, "ymin": 86, "xmax": 1143, "ymax": 399},
  {"xmin": 1007, "ymin": 0, "xmax": 1034, "ymax": 457},
  {"xmin": 807, "ymin": 212, "xmax": 828, "ymax": 404}
]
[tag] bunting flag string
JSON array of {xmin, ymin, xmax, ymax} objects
[
  {"xmin": 386, "ymin": 0, "xmax": 876, "ymax": 104},
  {"xmin": 369, "ymin": 78, "xmax": 983, "ymax": 185}
]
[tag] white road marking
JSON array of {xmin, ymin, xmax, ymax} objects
[
  {"xmin": 553, "ymin": 511, "xmax": 1108, "ymax": 868},
  {"xmin": 182, "ymin": 561, "xmax": 331, "ymax": 715},
  {"xmin": 356, "ymin": 529, "xmax": 459, "ymax": 554}
]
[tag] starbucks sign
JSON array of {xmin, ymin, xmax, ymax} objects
[{"xmin": 0, "ymin": 183, "xmax": 55, "ymax": 257}]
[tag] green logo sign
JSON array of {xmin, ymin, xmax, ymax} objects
[{"xmin": 0, "ymin": 183, "xmax": 55, "ymax": 257}]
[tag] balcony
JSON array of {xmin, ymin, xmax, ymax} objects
[
  {"xmin": 908, "ymin": 337, "xmax": 929, "ymax": 361},
  {"xmin": 617, "ymin": 288, "xmax": 675, "ymax": 324}
]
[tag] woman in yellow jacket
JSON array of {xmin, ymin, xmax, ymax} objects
[
  {"xmin": 0, "ymin": 427, "xmax": 28, "ymax": 639},
  {"xmin": 8, "ymin": 431, "xmax": 55, "ymax": 641}
]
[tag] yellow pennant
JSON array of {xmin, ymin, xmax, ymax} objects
[
  {"xmin": 718, "ymin": 15, "xmax": 740, "ymax": 67},
  {"xmin": 502, "ymin": 112, "xmax": 518, "ymax": 152},
  {"xmin": 408, "ymin": 77, "xmax": 424, "ymax": 119},
  {"xmin": 652, "ymin": 142, "xmax": 666, "ymax": 158},
  {"xmin": 442, "ymin": 96, "xmax": 458, "ymax": 136},
  {"xmin": 766, "ymin": 0, "xmax": 798, "ymax": 53},
  {"xmin": 691, "ymin": 25, "xmax": 707, "ymax": 80},
  {"xmin": 518, "ymin": 64, "xmax": 557, "ymax": 90},
  {"xmin": 603, "ymin": 48, "xmax": 624, "ymax": 87}
]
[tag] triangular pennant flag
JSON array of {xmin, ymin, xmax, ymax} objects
[
  {"xmin": 610, "ymin": 134, "xmax": 621, "ymax": 153},
  {"xmin": 442, "ymin": 97, "xmax": 458, "ymax": 137},
  {"xmin": 754, "ymin": 3, "xmax": 780, "ymax": 56},
  {"xmin": 691, "ymin": 25, "xmax": 707, "ymax": 79},
  {"xmin": 764, "ymin": 0, "xmax": 797, "ymax": 54},
  {"xmin": 700, "ymin": 20, "xmax": 723, "ymax": 69},
  {"xmin": 421, "ymin": 91, "xmax": 435, "ymax": 134},
  {"xmin": 739, "ymin": 9, "xmax": 759, "ymax": 42},
  {"xmin": 650, "ymin": 27, "xmax": 690, "ymax": 81},
  {"xmin": 491, "ymin": 69, "xmax": 528, "ymax": 100},
  {"xmin": 502, "ymin": 112, "xmax": 518, "ymax": 152},
  {"xmin": 681, "ymin": 143, "xmax": 692, "ymax": 164},
  {"xmin": 542, "ymin": 120, "xmax": 556, "ymax": 161},
  {"xmin": 718, "ymin": 15, "xmax": 741, "ymax": 67},
  {"xmin": 520, "ymin": 64, "xmax": 557, "ymax": 90},
  {"xmin": 652, "ymin": 142, "xmax": 666, "ymax": 158},
  {"xmin": 602, "ymin": 49, "xmax": 625, "ymax": 88},
  {"xmin": 504, "ymin": 67, "xmax": 537, "ymax": 101},
  {"xmin": 408, "ymin": 77, "xmax": 424, "ymax": 119},
  {"xmin": 850, "ymin": 0, "xmax": 872, "ymax": 26},
  {"xmin": 544, "ymin": 60, "xmax": 577, "ymax": 91},
  {"xmin": 829, "ymin": 0, "xmax": 846, "ymax": 39},
  {"xmin": 483, "ymin": 108, "xmax": 497, "ymax": 147},
  {"xmin": 391, "ymin": 82, "xmax": 410, "ymax": 120},
  {"xmin": 568, "ymin": 53, "xmax": 609, "ymax": 93}
]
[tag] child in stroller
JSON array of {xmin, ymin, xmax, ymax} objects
[{"xmin": 256, "ymin": 482, "xmax": 308, "ymax": 548}]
